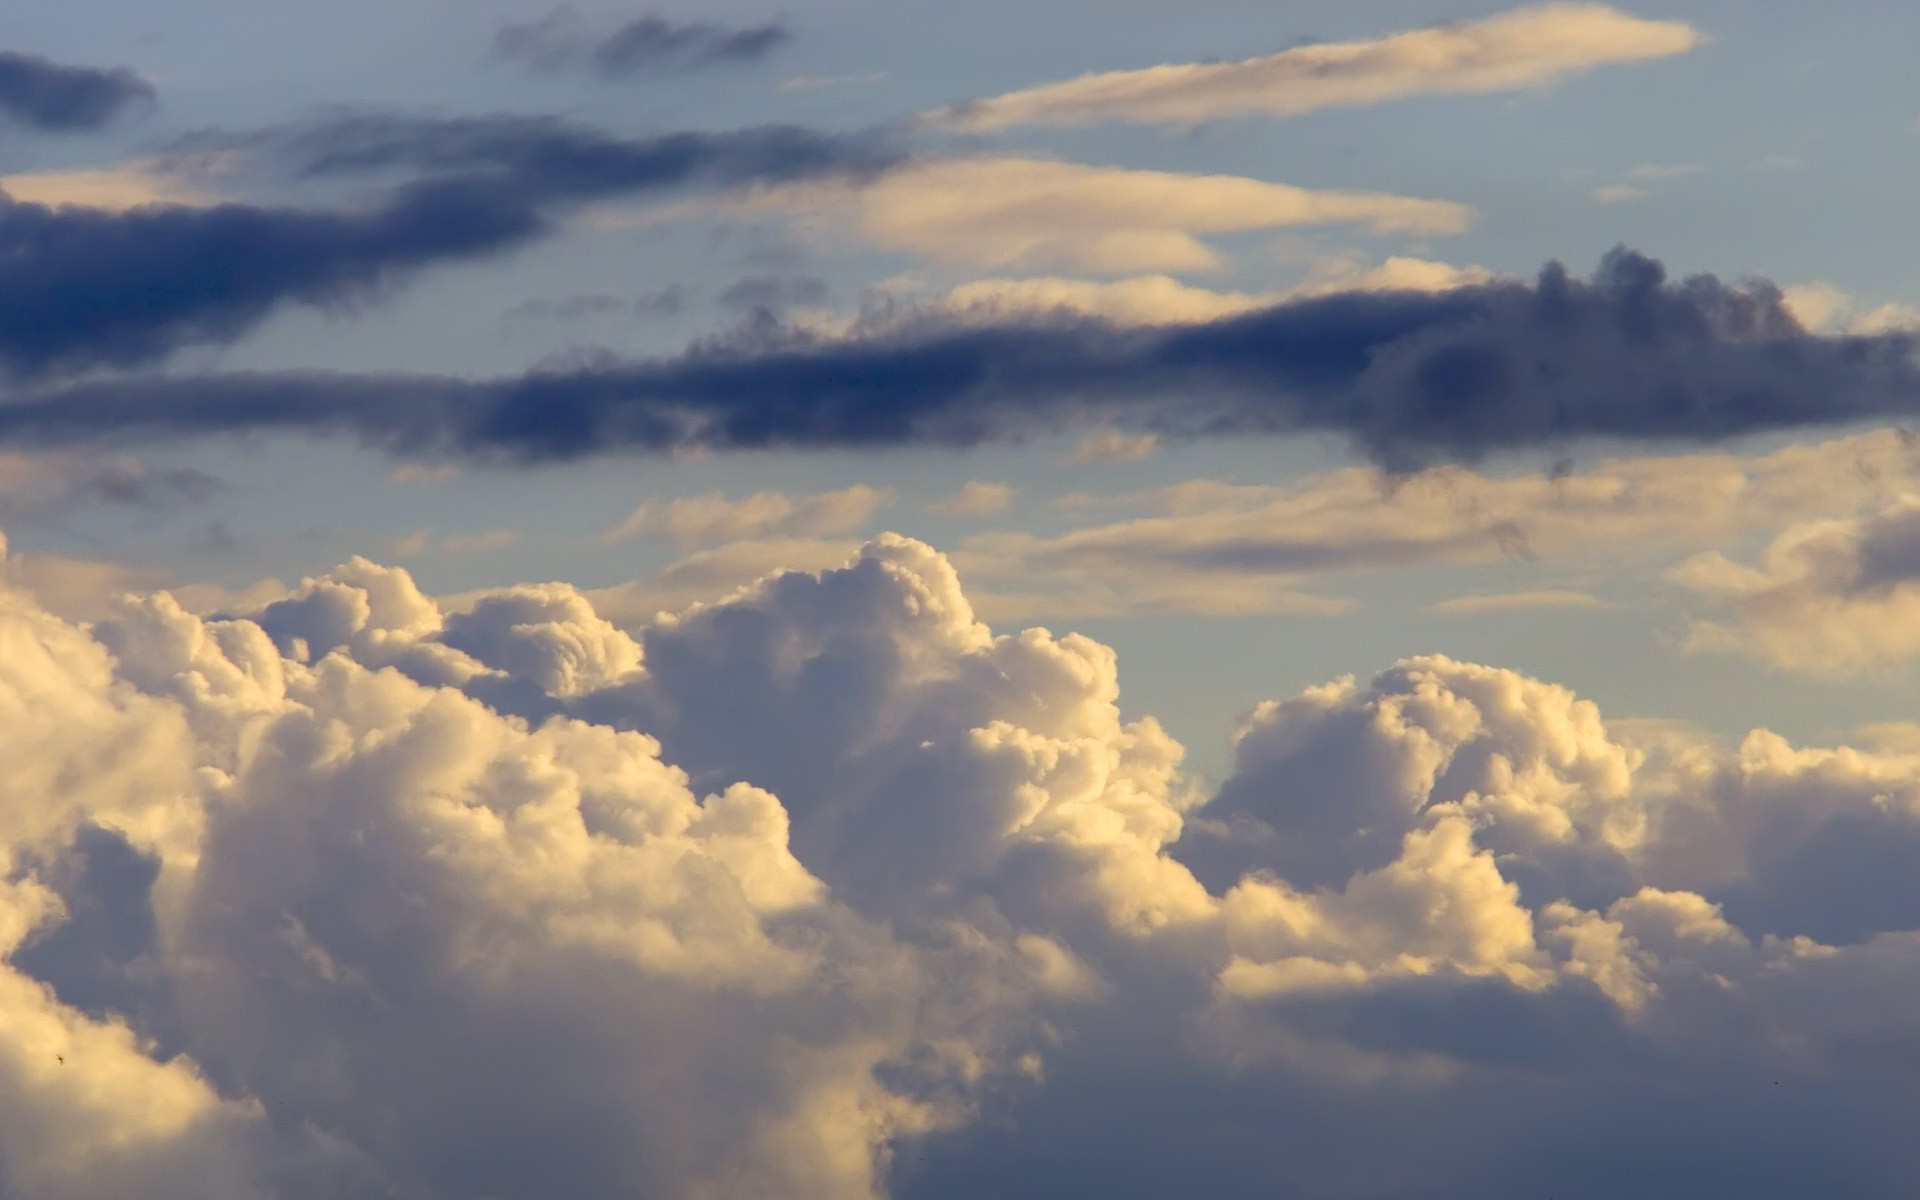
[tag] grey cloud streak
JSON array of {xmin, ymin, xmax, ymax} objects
[{"xmin": 2, "ymin": 249, "xmax": 1917, "ymax": 468}]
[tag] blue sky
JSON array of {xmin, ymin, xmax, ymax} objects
[{"xmin": 6, "ymin": 4, "xmax": 1920, "ymax": 1198}]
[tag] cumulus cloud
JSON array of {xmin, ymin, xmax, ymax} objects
[
  {"xmin": 12, "ymin": 250, "xmax": 1912, "ymax": 469},
  {"xmin": 0, "ymin": 50, "xmax": 154, "ymax": 132},
  {"xmin": 7, "ymin": 530, "xmax": 1920, "ymax": 1196},
  {"xmin": 927, "ymin": 3, "xmax": 1699, "ymax": 131},
  {"xmin": 604, "ymin": 485, "xmax": 893, "ymax": 547},
  {"xmin": 712, "ymin": 157, "xmax": 1474, "ymax": 273},
  {"xmin": 493, "ymin": 7, "xmax": 792, "ymax": 77},
  {"xmin": 1673, "ymin": 494, "xmax": 1920, "ymax": 676},
  {"xmin": 1781, "ymin": 280, "xmax": 1920, "ymax": 336}
]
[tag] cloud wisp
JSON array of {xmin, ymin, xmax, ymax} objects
[
  {"xmin": 927, "ymin": 2, "xmax": 1699, "ymax": 131},
  {"xmin": 493, "ymin": 7, "xmax": 792, "ymax": 77},
  {"xmin": 4, "ymin": 249, "xmax": 1916, "ymax": 469},
  {"xmin": 0, "ymin": 117, "xmax": 896, "ymax": 377},
  {"xmin": 0, "ymin": 49, "xmax": 155, "ymax": 132}
]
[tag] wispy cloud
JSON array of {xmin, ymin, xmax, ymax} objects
[
  {"xmin": 927, "ymin": 3, "xmax": 1699, "ymax": 130},
  {"xmin": 493, "ymin": 7, "xmax": 792, "ymax": 77}
]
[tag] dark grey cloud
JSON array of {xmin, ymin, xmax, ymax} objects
[
  {"xmin": 718, "ymin": 274, "xmax": 829, "ymax": 315},
  {"xmin": 0, "ymin": 118, "xmax": 894, "ymax": 376},
  {"xmin": 0, "ymin": 49, "xmax": 154, "ymax": 131},
  {"xmin": 493, "ymin": 7, "xmax": 792, "ymax": 78},
  {"xmin": 4, "ymin": 250, "xmax": 1916, "ymax": 467},
  {"xmin": 504, "ymin": 286, "xmax": 690, "ymax": 323}
]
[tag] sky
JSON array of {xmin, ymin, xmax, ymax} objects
[{"xmin": 4, "ymin": 2, "xmax": 1920, "ymax": 1197}]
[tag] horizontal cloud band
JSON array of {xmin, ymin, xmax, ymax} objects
[{"xmin": 3, "ymin": 249, "xmax": 1915, "ymax": 467}]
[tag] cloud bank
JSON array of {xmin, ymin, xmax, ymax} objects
[
  {"xmin": 0, "ymin": 50, "xmax": 154, "ymax": 132},
  {"xmin": 4, "ymin": 532, "xmax": 1920, "ymax": 1197},
  {"xmin": 928, "ymin": 2, "xmax": 1698, "ymax": 131},
  {"xmin": 5, "ymin": 250, "xmax": 1916, "ymax": 469},
  {"xmin": 0, "ymin": 118, "xmax": 894, "ymax": 376}
]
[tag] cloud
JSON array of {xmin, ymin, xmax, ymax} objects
[
  {"xmin": 926, "ymin": 3, "xmax": 1699, "ymax": 131},
  {"xmin": 11, "ymin": 533, "xmax": 1920, "ymax": 1195},
  {"xmin": 396, "ymin": 527, "xmax": 522, "ymax": 558},
  {"xmin": 923, "ymin": 257, "xmax": 1496, "ymax": 326},
  {"xmin": 1626, "ymin": 162, "xmax": 1703, "ymax": 181},
  {"xmin": 0, "ymin": 162, "xmax": 211, "ymax": 210},
  {"xmin": 1426, "ymin": 589, "xmax": 1609, "ymax": 615},
  {"xmin": 505, "ymin": 286, "xmax": 690, "ymax": 323},
  {"xmin": 0, "ymin": 50, "xmax": 154, "ymax": 132},
  {"xmin": 14, "ymin": 248, "xmax": 1901, "ymax": 471},
  {"xmin": 1781, "ymin": 281, "xmax": 1920, "ymax": 336},
  {"xmin": 0, "ymin": 451, "xmax": 223, "ymax": 523},
  {"xmin": 714, "ymin": 157, "xmax": 1473, "ymax": 273},
  {"xmin": 1673, "ymin": 494, "xmax": 1920, "ymax": 676},
  {"xmin": 1592, "ymin": 183, "xmax": 1647, "ymax": 204},
  {"xmin": 493, "ymin": 7, "xmax": 792, "ymax": 77},
  {"xmin": 604, "ymin": 485, "xmax": 893, "ymax": 547},
  {"xmin": 1071, "ymin": 430, "xmax": 1163, "ymax": 463},
  {"xmin": 930, "ymin": 482, "xmax": 1015, "ymax": 517},
  {"xmin": 0, "ymin": 117, "xmax": 893, "ymax": 377},
  {"xmin": 780, "ymin": 72, "xmax": 888, "ymax": 94},
  {"xmin": 948, "ymin": 428, "xmax": 1920, "ymax": 616}
]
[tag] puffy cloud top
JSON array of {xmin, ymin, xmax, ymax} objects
[{"xmin": 4, "ymin": 530, "xmax": 1920, "ymax": 1197}]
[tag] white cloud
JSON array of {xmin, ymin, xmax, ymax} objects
[
  {"xmin": 12, "ymin": 529, "xmax": 1920, "ymax": 1195},
  {"xmin": 1071, "ymin": 429, "xmax": 1165, "ymax": 464},
  {"xmin": 1782, "ymin": 281, "xmax": 1920, "ymax": 334},
  {"xmin": 1592, "ymin": 182, "xmax": 1649, "ymax": 204},
  {"xmin": 925, "ymin": 256, "xmax": 1497, "ymax": 325},
  {"xmin": 0, "ymin": 162, "xmax": 213, "ymax": 211},
  {"xmin": 951, "ymin": 429, "xmax": 1920, "ymax": 617},
  {"xmin": 605, "ymin": 486, "xmax": 893, "ymax": 548},
  {"xmin": 927, "ymin": 3, "xmax": 1700, "ymax": 131},
  {"xmin": 709, "ymin": 158, "xmax": 1473, "ymax": 274},
  {"xmin": 1672, "ymin": 494, "xmax": 1920, "ymax": 676},
  {"xmin": 930, "ymin": 481, "xmax": 1016, "ymax": 517},
  {"xmin": 1626, "ymin": 162, "xmax": 1703, "ymax": 180},
  {"xmin": 1426, "ymin": 588, "xmax": 1610, "ymax": 615}
]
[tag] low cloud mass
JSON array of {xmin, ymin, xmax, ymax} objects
[{"xmin": 5, "ymin": 532, "xmax": 1920, "ymax": 1197}]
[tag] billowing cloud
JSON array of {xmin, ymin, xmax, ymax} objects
[
  {"xmin": 6, "ymin": 531, "xmax": 1920, "ymax": 1196},
  {"xmin": 0, "ymin": 50, "xmax": 154, "ymax": 132},
  {"xmin": 604, "ymin": 485, "xmax": 893, "ymax": 547},
  {"xmin": 8, "ymin": 250, "xmax": 1911, "ymax": 469},
  {"xmin": 1673, "ymin": 493, "xmax": 1920, "ymax": 676},
  {"xmin": 494, "ymin": 8, "xmax": 792, "ymax": 77},
  {"xmin": 927, "ymin": 3, "xmax": 1699, "ymax": 131},
  {"xmin": 719, "ymin": 157, "xmax": 1474, "ymax": 273},
  {"xmin": 0, "ymin": 118, "xmax": 893, "ymax": 377}
]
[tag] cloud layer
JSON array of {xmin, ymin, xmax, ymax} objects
[
  {"xmin": 6, "ymin": 250, "xmax": 1916, "ymax": 469},
  {"xmin": 0, "ymin": 117, "xmax": 894, "ymax": 376},
  {"xmin": 6, "ymin": 531, "xmax": 1920, "ymax": 1196},
  {"xmin": 929, "ymin": 2, "xmax": 1698, "ymax": 130}
]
